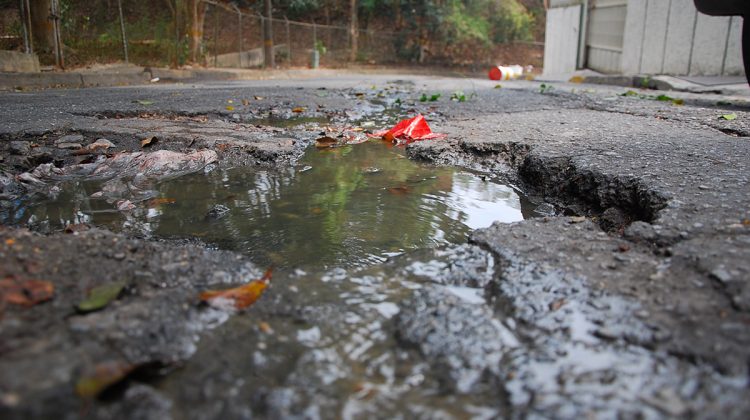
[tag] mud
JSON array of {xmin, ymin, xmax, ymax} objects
[{"xmin": 1, "ymin": 74, "xmax": 750, "ymax": 418}]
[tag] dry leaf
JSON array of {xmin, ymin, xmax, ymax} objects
[
  {"xmin": 0, "ymin": 276, "xmax": 54, "ymax": 306},
  {"xmin": 387, "ymin": 186, "xmax": 410, "ymax": 195},
  {"xmin": 569, "ymin": 216, "xmax": 586, "ymax": 224},
  {"xmin": 75, "ymin": 361, "xmax": 135, "ymax": 398},
  {"xmin": 292, "ymin": 107, "xmax": 306, "ymax": 113},
  {"xmin": 199, "ymin": 268, "xmax": 273, "ymax": 310},
  {"xmin": 141, "ymin": 136, "xmax": 158, "ymax": 148},
  {"xmin": 568, "ymin": 75, "xmax": 585, "ymax": 84},
  {"xmin": 225, "ymin": 105, "xmax": 235, "ymax": 111},
  {"xmin": 76, "ymin": 281, "xmax": 127, "ymax": 313},
  {"xmin": 258, "ymin": 321, "xmax": 274, "ymax": 334},
  {"xmin": 315, "ymin": 136, "xmax": 338, "ymax": 149},
  {"xmin": 242, "ymin": 99, "xmax": 250, "ymax": 106},
  {"xmin": 147, "ymin": 198, "xmax": 176, "ymax": 206},
  {"xmin": 254, "ymin": 96, "xmax": 264, "ymax": 100},
  {"xmin": 5, "ymin": 238, "xmax": 15, "ymax": 246}
]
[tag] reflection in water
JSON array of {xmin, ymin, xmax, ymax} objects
[{"xmin": 17, "ymin": 141, "xmax": 526, "ymax": 269}]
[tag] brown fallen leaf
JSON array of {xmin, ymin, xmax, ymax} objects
[
  {"xmin": 254, "ymin": 96, "xmax": 264, "ymax": 100},
  {"xmin": 147, "ymin": 197, "xmax": 176, "ymax": 206},
  {"xmin": 315, "ymin": 136, "xmax": 338, "ymax": 149},
  {"xmin": 0, "ymin": 276, "xmax": 54, "ymax": 306},
  {"xmin": 258, "ymin": 321, "xmax": 274, "ymax": 334},
  {"xmin": 141, "ymin": 136, "xmax": 158, "ymax": 148},
  {"xmin": 4, "ymin": 238, "xmax": 15, "ymax": 246},
  {"xmin": 199, "ymin": 268, "xmax": 273, "ymax": 310},
  {"xmin": 292, "ymin": 107, "xmax": 306, "ymax": 113},
  {"xmin": 64, "ymin": 223, "xmax": 91, "ymax": 234},
  {"xmin": 242, "ymin": 99, "xmax": 250, "ymax": 106},
  {"xmin": 75, "ymin": 360, "xmax": 135, "ymax": 398},
  {"xmin": 387, "ymin": 186, "xmax": 411, "ymax": 195}
]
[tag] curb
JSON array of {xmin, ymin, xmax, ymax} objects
[{"xmin": 581, "ymin": 74, "xmax": 749, "ymax": 95}]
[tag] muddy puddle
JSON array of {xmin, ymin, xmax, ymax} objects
[{"xmin": 13, "ymin": 140, "xmax": 529, "ymax": 269}]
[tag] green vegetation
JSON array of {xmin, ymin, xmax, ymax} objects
[{"xmin": 6, "ymin": 0, "xmax": 540, "ymax": 67}]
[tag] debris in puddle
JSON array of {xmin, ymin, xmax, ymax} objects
[
  {"xmin": 76, "ymin": 280, "xmax": 127, "ymax": 313},
  {"xmin": 147, "ymin": 197, "xmax": 176, "ymax": 206},
  {"xmin": 199, "ymin": 267, "xmax": 273, "ymax": 310},
  {"xmin": 0, "ymin": 276, "xmax": 54, "ymax": 306},
  {"xmin": 368, "ymin": 114, "xmax": 446, "ymax": 144},
  {"xmin": 387, "ymin": 185, "xmax": 410, "ymax": 195},
  {"xmin": 117, "ymin": 200, "xmax": 135, "ymax": 211},
  {"xmin": 299, "ymin": 165, "xmax": 313, "ymax": 173},
  {"xmin": 206, "ymin": 204, "xmax": 230, "ymax": 220},
  {"xmin": 315, "ymin": 136, "xmax": 339, "ymax": 149}
]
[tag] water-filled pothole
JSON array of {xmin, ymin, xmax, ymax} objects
[{"xmin": 16, "ymin": 140, "xmax": 531, "ymax": 269}]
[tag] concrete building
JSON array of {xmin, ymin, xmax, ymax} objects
[{"xmin": 543, "ymin": 0, "xmax": 745, "ymax": 77}]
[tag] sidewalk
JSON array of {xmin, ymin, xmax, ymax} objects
[
  {"xmin": 539, "ymin": 69, "xmax": 750, "ymax": 96},
  {"xmin": 0, "ymin": 63, "xmax": 492, "ymax": 91}
]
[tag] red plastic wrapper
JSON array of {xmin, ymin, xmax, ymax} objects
[{"xmin": 368, "ymin": 114, "xmax": 446, "ymax": 144}]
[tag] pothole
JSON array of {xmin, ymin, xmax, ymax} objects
[{"xmin": 10, "ymin": 140, "xmax": 533, "ymax": 269}]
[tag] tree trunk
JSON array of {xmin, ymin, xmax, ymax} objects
[
  {"xmin": 29, "ymin": 0, "xmax": 54, "ymax": 53},
  {"xmin": 349, "ymin": 0, "xmax": 358, "ymax": 62},
  {"xmin": 189, "ymin": 0, "xmax": 207, "ymax": 64}
]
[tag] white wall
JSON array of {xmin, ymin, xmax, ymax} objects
[
  {"xmin": 543, "ymin": 4, "xmax": 582, "ymax": 75},
  {"xmin": 544, "ymin": 0, "xmax": 745, "ymax": 76}
]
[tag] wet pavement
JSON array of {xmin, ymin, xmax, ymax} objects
[{"xmin": 1, "ymin": 73, "xmax": 749, "ymax": 418}]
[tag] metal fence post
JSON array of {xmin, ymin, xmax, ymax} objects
[
  {"xmin": 234, "ymin": 4, "xmax": 242, "ymax": 68},
  {"xmin": 263, "ymin": 0, "xmax": 274, "ymax": 68},
  {"xmin": 50, "ymin": 0, "xmax": 64, "ymax": 69},
  {"xmin": 213, "ymin": 5, "xmax": 219, "ymax": 67},
  {"xmin": 117, "ymin": 0, "xmax": 129, "ymax": 63},
  {"xmin": 285, "ymin": 16, "xmax": 291, "ymax": 66}
]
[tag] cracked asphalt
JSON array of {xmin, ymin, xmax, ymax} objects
[{"xmin": 1, "ymin": 72, "xmax": 749, "ymax": 418}]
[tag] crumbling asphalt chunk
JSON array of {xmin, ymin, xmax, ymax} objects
[
  {"xmin": 395, "ymin": 287, "xmax": 512, "ymax": 394},
  {"xmin": 0, "ymin": 226, "xmax": 262, "ymax": 419}
]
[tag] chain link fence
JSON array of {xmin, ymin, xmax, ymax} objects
[{"xmin": 0, "ymin": 1, "xmax": 542, "ymax": 70}]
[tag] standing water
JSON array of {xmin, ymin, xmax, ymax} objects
[{"xmin": 18, "ymin": 140, "xmax": 527, "ymax": 269}]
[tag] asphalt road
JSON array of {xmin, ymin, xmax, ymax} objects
[{"xmin": 1, "ymin": 73, "xmax": 749, "ymax": 418}]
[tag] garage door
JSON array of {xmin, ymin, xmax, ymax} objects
[{"xmin": 585, "ymin": 0, "xmax": 627, "ymax": 73}]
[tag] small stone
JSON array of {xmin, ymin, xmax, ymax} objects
[
  {"xmin": 710, "ymin": 268, "xmax": 732, "ymax": 284},
  {"xmin": 1, "ymin": 392, "xmax": 21, "ymax": 407},
  {"xmin": 9, "ymin": 141, "xmax": 30, "ymax": 155},
  {"xmin": 57, "ymin": 142, "xmax": 82, "ymax": 150},
  {"xmin": 89, "ymin": 138, "xmax": 115, "ymax": 150},
  {"xmin": 55, "ymin": 134, "xmax": 84, "ymax": 145},
  {"xmin": 594, "ymin": 327, "xmax": 618, "ymax": 340},
  {"xmin": 697, "ymin": 185, "xmax": 710, "ymax": 190},
  {"xmin": 113, "ymin": 252, "xmax": 126, "ymax": 260},
  {"xmin": 548, "ymin": 298, "xmax": 566, "ymax": 311}
]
